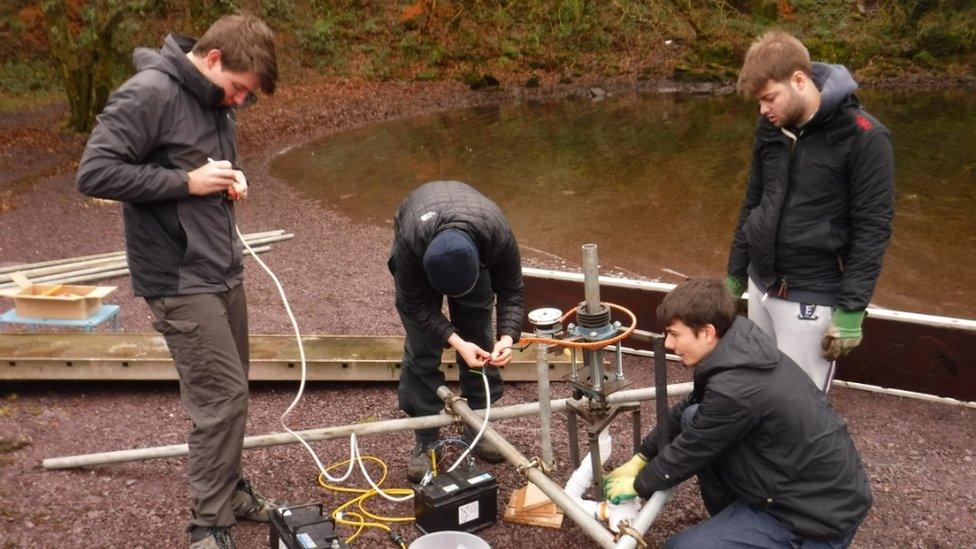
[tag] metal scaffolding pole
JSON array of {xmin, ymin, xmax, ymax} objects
[
  {"xmin": 612, "ymin": 488, "xmax": 674, "ymax": 549},
  {"xmin": 43, "ymin": 383, "xmax": 693, "ymax": 469},
  {"xmin": 437, "ymin": 386, "xmax": 618, "ymax": 549}
]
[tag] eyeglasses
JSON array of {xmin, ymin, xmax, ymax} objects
[
  {"xmin": 229, "ymin": 79, "xmax": 259, "ymax": 109},
  {"xmin": 239, "ymin": 92, "xmax": 258, "ymax": 108}
]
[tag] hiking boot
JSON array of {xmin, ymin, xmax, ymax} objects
[
  {"xmin": 407, "ymin": 441, "xmax": 440, "ymax": 484},
  {"xmin": 463, "ymin": 425, "xmax": 505, "ymax": 464},
  {"xmin": 189, "ymin": 527, "xmax": 235, "ymax": 549},
  {"xmin": 231, "ymin": 477, "xmax": 283, "ymax": 523}
]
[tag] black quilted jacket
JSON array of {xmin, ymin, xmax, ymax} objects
[{"xmin": 389, "ymin": 181, "xmax": 524, "ymax": 343}]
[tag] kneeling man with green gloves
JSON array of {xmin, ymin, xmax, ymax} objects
[{"xmin": 604, "ymin": 277, "xmax": 872, "ymax": 548}]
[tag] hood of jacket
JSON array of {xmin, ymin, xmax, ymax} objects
[
  {"xmin": 693, "ymin": 316, "xmax": 780, "ymax": 385},
  {"xmin": 133, "ymin": 34, "xmax": 224, "ymax": 110},
  {"xmin": 805, "ymin": 62, "xmax": 858, "ymax": 128}
]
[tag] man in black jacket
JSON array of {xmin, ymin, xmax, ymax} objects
[
  {"xmin": 725, "ymin": 31, "xmax": 895, "ymax": 391},
  {"xmin": 390, "ymin": 181, "xmax": 524, "ymax": 482},
  {"xmin": 77, "ymin": 14, "xmax": 279, "ymax": 549},
  {"xmin": 604, "ymin": 278, "xmax": 871, "ymax": 547}
]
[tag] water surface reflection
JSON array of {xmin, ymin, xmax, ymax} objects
[{"xmin": 271, "ymin": 91, "xmax": 976, "ymax": 318}]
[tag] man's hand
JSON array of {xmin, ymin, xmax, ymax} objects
[
  {"xmin": 228, "ymin": 170, "xmax": 248, "ymax": 200},
  {"xmin": 488, "ymin": 335, "xmax": 514, "ymax": 367},
  {"xmin": 606, "ymin": 453, "xmax": 648, "ymax": 480},
  {"xmin": 821, "ymin": 309, "xmax": 865, "ymax": 361},
  {"xmin": 603, "ymin": 476, "xmax": 638, "ymax": 505},
  {"xmin": 725, "ymin": 275, "xmax": 747, "ymax": 299},
  {"xmin": 448, "ymin": 333, "xmax": 492, "ymax": 368},
  {"xmin": 187, "ymin": 160, "xmax": 236, "ymax": 196}
]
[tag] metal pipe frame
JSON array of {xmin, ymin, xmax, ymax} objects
[
  {"xmin": 438, "ymin": 386, "xmax": 678, "ymax": 549},
  {"xmin": 43, "ymin": 383, "xmax": 693, "ymax": 469},
  {"xmin": 438, "ymin": 386, "xmax": 618, "ymax": 548}
]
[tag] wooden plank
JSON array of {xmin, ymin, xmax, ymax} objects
[
  {"xmin": 0, "ymin": 333, "xmax": 574, "ymax": 382},
  {"xmin": 522, "ymin": 481, "xmax": 553, "ymax": 512},
  {"xmin": 503, "ymin": 486, "xmax": 565, "ymax": 529}
]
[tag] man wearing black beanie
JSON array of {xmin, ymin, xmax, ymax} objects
[{"xmin": 389, "ymin": 180, "xmax": 525, "ymax": 483}]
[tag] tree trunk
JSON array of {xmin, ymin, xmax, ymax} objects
[{"xmin": 43, "ymin": 1, "xmax": 130, "ymax": 133}]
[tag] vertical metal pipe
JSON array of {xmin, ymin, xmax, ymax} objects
[
  {"xmin": 570, "ymin": 347, "xmax": 579, "ymax": 381},
  {"xmin": 437, "ymin": 386, "xmax": 617, "ymax": 548},
  {"xmin": 654, "ymin": 336, "xmax": 670, "ymax": 453},
  {"xmin": 586, "ymin": 348, "xmax": 603, "ymax": 392},
  {"xmin": 537, "ymin": 342, "xmax": 554, "ymax": 467},
  {"xmin": 567, "ymin": 410, "xmax": 580, "ymax": 466},
  {"xmin": 581, "ymin": 243, "xmax": 601, "ymax": 314},
  {"xmin": 615, "ymin": 342, "xmax": 625, "ymax": 381},
  {"xmin": 588, "ymin": 429, "xmax": 604, "ymax": 491}
]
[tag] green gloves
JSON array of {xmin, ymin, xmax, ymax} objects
[
  {"xmin": 606, "ymin": 453, "xmax": 648, "ymax": 480},
  {"xmin": 604, "ymin": 476, "xmax": 638, "ymax": 504},
  {"xmin": 603, "ymin": 453, "xmax": 648, "ymax": 504},
  {"xmin": 821, "ymin": 308, "xmax": 865, "ymax": 361},
  {"xmin": 725, "ymin": 275, "xmax": 747, "ymax": 299}
]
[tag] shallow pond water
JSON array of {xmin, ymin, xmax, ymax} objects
[{"xmin": 271, "ymin": 90, "xmax": 976, "ymax": 318}]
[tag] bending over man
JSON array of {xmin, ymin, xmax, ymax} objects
[{"xmin": 389, "ymin": 180, "xmax": 525, "ymax": 483}]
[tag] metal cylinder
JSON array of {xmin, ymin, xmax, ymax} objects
[
  {"xmin": 570, "ymin": 347, "xmax": 580, "ymax": 382},
  {"xmin": 586, "ymin": 348, "xmax": 603, "ymax": 392},
  {"xmin": 537, "ymin": 342, "xmax": 554, "ymax": 468},
  {"xmin": 581, "ymin": 243, "xmax": 601, "ymax": 314},
  {"xmin": 438, "ymin": 386, "xmax": 618, "ymax": 548},
  {"xmin": 615, "ymin": 343, "xmax": 624, "ymax": 381},
  {"xmin": 43, "ymin": 383, "xmax": 694, "ymax": 469}
]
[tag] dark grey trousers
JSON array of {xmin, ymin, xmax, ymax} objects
[
  {"xmin": 146, "ymin": 283, "xmax": 249, "ymax": 529},
  {"xmin": 397, "ymin": 268, "xmax": 503, "ymax": 444}
]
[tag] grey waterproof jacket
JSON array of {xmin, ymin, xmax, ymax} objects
[
  {"xmin": 389, "ymin": 181, "xmax": 524, "ymax": 344},
  {"xmin": 727, "ymin": 63, "xmax": 894, "ymax": 310},
  {"xmin": 77, "ymin": 34, "xmax": 243, "ymax": 297},
  {"xmin": 634, "ymin": 316, "xmax": 872, "ymax": 539}
]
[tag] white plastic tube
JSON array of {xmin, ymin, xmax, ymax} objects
[{"xmin": 563, "ymin": 428, "xmax": 640, "ymax": 534}]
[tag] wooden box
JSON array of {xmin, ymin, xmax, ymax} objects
[{"xmin": 1, "ymin": 284, "xmax": 116, "ymax": 320}]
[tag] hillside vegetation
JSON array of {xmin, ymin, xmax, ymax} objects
[{"xmin": 1, "ymin": 1, "xmax": 973, "ymax": 109}]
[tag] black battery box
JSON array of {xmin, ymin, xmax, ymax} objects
[
  {"xmin": 414, "ymin": 468, "xmax": 498, "ymax": 535},
  {"xmin": 269, "ymin": 502, "xmax": 347, "ymax": 549}
]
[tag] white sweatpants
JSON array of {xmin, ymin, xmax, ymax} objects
[{"xmin": 747, "ymin": 278, "xmax": 836, "ymax": 392}]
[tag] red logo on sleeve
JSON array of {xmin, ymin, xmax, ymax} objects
[{"xmin": 854, "ymin": 115, "xmax": 873, "ymax": 130}]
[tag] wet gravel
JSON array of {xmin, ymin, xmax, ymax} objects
[{"xmin": 1, "ymin": 76, "xmax": 974, "ymax": 548}]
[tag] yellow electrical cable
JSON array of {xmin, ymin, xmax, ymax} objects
[{"xmin": 318, "ymin": 455, "xmax": 414, "ymax": 545}]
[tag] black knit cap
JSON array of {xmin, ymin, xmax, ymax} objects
[{"xmin": 423, "ymin": 229, "xmax": 479, "ymax": 296}]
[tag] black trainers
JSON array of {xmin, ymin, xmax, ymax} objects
[
  {"xmin": 463, "ymin": 425, "xmax": 505, "ymax": 464},
  {"xmin": 231, "ymin": 477, "xmax": 284, "ymax": 523},
  {"xmin": 407, "ymin": 441, "xmax": 440, "ymax": 484},
  {"xmin": 189, "ymin": 526, "xmax": 235, "ymax": 549}
]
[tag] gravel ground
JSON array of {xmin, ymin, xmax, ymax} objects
[{"xmin": 1, "ymin": 76, "xmax": 975, "ymax": 548}]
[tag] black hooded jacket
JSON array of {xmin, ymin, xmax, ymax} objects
[
  {"xmin": 634, "ymin": 316, "xmax": 872, "ymax": 539},
  {"xmin": 389, "ymin": 181, "xmax": 524, "ymax": 343},
  {"xmin": 727, "ymin": 63, "xmax": 894, "ymax": 310},
  {"xmin": 77, "ymin": 34, "xmax": 243, "ymax": 297}
]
